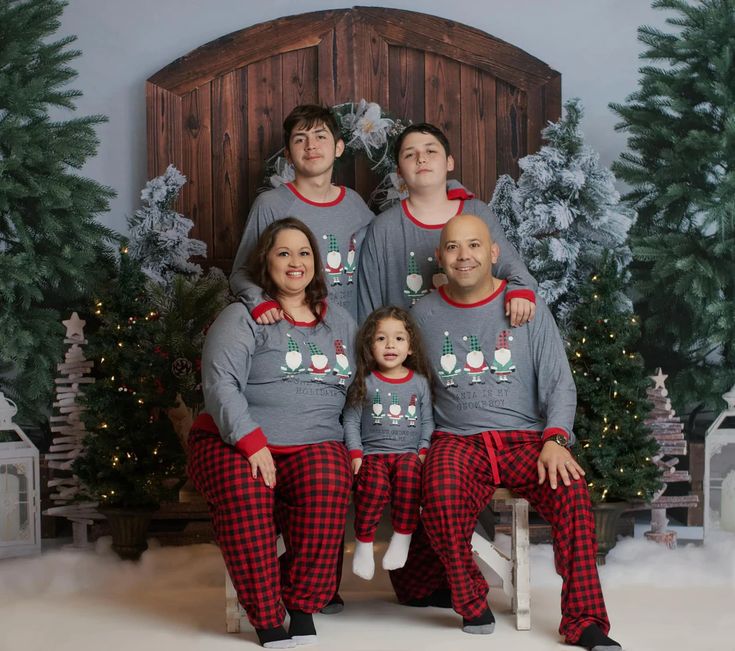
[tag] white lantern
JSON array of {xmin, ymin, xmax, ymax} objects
[
  {"xmin": 0, "ymin": 392, "xmax": 41, "ymax": 558},
  {"xmin": 704, "ymin": 385, "xmax": 735, "ymax": 542}
]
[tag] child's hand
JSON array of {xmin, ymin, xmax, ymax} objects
[
  {"xmin": 352, "ymin": 457, "xmax": 363, "ymax": 475},
  {"xmin": 418, "ymin": 453, "xmax": 426, "ymax": 464},
  {"xmin": 506, "ymin": 297, "xmax": 535, "ymax": 327},
  {"xmin": 256, "ymin": 307, "xmax": 284, "ymax": 325}
]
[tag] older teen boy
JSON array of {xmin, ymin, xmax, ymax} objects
[
  {"xmin": 356, "ymin": 123, "xmax": 536, "ymax": 326},
  {"xmin": 230, "ymin": 104, "xmax": 375, "ymax": 322}
]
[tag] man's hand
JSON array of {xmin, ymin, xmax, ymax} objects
[
  {"xmin": 255, "ymin": 307, "xmax": 284, "ymax": 325},
  {"xmin": 351, "ymin": 457, "xmax": 363, "ymax": 475},
  {"xmin": 248, "ymin": 447, "xmax": 277, "ymax": 488},
  {"xmin": 537, "ymin": 440, "xmax": 585, "ymax": 490},
  {"xmin": 506, "ymin": 297, "xmax": 536, "ymax": 327}
]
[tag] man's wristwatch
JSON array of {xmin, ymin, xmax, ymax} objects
[{"xmin": 548, "ymin": 433, "xmax": 568, "ymax": 447}]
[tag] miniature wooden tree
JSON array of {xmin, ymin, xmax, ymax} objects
[
  {"xmin": 44, "ymin": 312, "xmax": 100, "ymax": 544},
  {"xmin": 643, "ymin": 368, "xmax": 699, "ymax": 548}
]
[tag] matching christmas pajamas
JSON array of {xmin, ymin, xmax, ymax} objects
[
  {"xmin": 343, "ymin": 370, "xmax": 434, "ymax": 542},
  {"xmin": 193, "ymin": 299, "xmax": 357, "ymax": 629},
  {"xmin": 398, "ymin": 284, "xmax": 609, "ymax": 643}
]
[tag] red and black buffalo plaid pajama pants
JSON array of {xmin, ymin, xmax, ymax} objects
[
  {"xmin": 187, "ymin": 429, "xmax": 351, "ymax": 629},
  {"xmin": 353, "ymin": 452, "xmax": 422, "ymax": 542},
  {"xmin": 390, "ymin": 430, "xmax": 609, "ymax": 644}
]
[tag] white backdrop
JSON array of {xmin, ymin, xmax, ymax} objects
[{"xmin": 57, "ymin": 0, "xmax": 669, "ymax": 235}]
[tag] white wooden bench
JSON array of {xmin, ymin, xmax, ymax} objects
[{"xmin": 225, "ymin": 488, "xmax": 531, "ymax": 633}]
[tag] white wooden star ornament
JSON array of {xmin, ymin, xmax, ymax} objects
[
  {"xmin": 650, "ymin": 367, "xmax": 668, "ymax": 390},
  {"xmin": 62, "ymin": 312, "xmax": 86, "ymax": 341}
]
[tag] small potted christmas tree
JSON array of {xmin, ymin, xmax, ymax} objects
[
  {"xmin": 566, "ymin": 258, "xmax": 662, "ymax": 562},
  {"xmin": 73, "ymin": 249, "xmax": 185, "ymax": 560}
]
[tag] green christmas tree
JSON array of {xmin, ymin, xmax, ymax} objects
[
  {"xmin": 568, "ymin": 259, "xmax": 662, "ymax": 503},
  {"xmin": 0, "ymin": 0, "xmax": 117, "ymax": 424},
  {"xmin": 73, "ymin": 250, "xmax": 184, "ymax": 508},
  {"xmin": 610, "ymin": 0, "xmax": 735, "ymax": 411}
]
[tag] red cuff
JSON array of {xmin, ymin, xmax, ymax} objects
[
  {"xmin": 505, "ymin": 289, "xmax": 536, "ymax": 304},
  {"xmin": 447, "ymin": 187, "xmax": 474, "ymax": 201},
  {"xmin": 542, "ymin": 428, "xmax": 569, "ymax": 444},
  {"xmin": 418, "ymin": 448, "xmax": 429, "ymax": 456},
  {"xmin": 349, "ymin": 449, "xmax": 364, "ymax": 460},
  {"xmin": 191, "ymin": 412, "xmax": 218, "ymax": 434},
  {"xmin": 234, "ymin": 428, "xmax": 268, "ymax": 457},
  {"xmin": 251, "ymin": 300, "xmax": 281, "ymax": 320}
]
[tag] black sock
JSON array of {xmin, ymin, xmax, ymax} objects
[
  {"xmin": 462, "ymin": 607, "xmax": 495, "ymax": 627},
  {"xmin": 255, "ymin": 625, "xmax": 291, "ymax": 647},
  {"xmin": 577, "ymin": 624, "xmax": 622, "ymax": 650},
  {"xmin": 287, "ymin": 609, "xmax": 316, "ymax": 638},
  {"xmin": 406, "ymin": 587, "xmax": 452, "ymax": 608},
  {"xmin": 320, "ymin": 592, "xmax": 344, "ymax": 614}
]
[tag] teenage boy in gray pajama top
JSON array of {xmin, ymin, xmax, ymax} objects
[
  {"xmin": 356, "ymin": 122, "xmax": 537, "ymax": 326},
  {"xmin": 230, "ymin": 105, "xmax": 375, "ymax": 322}
]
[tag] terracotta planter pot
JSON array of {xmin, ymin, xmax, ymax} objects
[
  {"xmin": 101, "ymin": 507, "xmax": 157, "ymax": 561},
  {"xmin": 592, "ymin": 501, "xmax": 629, "ymax": 565}
]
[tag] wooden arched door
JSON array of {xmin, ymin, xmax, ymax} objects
[{"xmin": 147, "ymin": 7, "xmax": 561, "ymax": 271}]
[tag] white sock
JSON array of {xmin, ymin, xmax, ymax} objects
[
  {"xmin": 352, "ymin": 540, "xmax": 375, "ymax": 580},
  {"xmin": 382, "ymin": 531, "xmax": 412, "ymax": 570}
]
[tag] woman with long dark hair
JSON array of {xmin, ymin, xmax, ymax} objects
[{"xmin": 188, "ymin": 218, "xmax": 356, "ymax": 648}]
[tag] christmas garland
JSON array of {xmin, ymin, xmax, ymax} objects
[{"xmin": 264, "ymin": 100, "xmax": 409, "ymax": 211}]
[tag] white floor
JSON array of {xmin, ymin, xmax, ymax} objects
[{"xmin": 1, "ymin": 528, "xmax": 734, "ymax": 651}]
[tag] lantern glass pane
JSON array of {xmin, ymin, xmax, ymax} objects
[
  {"xmin": 0, "ymin": 461, "xmax": 31, "ymax": 544},
  {"xmin": 710, "ymin": 442, "xmax": 735, "ymax": 534}
]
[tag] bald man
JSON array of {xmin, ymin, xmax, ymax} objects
[{"xmin": 391, "ymin": 215, "xmax": 621, "ymax": 650}]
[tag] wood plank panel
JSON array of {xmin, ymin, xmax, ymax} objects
[
  {"xmin": 150, "ymin": 10, "xmax": 349, "ymax": 94},
  {"xmin": 181, "ymin": 82, "xmax": 212, "ymax": 250},
  {"xmin": 460, "ymin": 65, "xmax": 497, "ymax": 201},
  {"xmin": 425, "ymin": 52, "xmax": 462, "ymax": 178},
  {"xmin": 146, "ymin": 84, "xmax": 183, "ymax": 180},
  {"xmin": 247, "ymin": 55, "xmax": 283, "ymax": 209},
  {"xmin": 281, "ymin": 48, "xmax": 319, "ymax": 119},
  {"xmin": 388, "ymin": 46, "xmax": 425, "ymax": 124},
  {"xmin": 353, "ymin": 21, "xmax": 389, "ymax": 200},
  {"xmin": 330, "ymin": 15, "xmax": 356, "ymax": 190},
  {"xmin": 212, "ymin": 70, "xmax": 246, "ymax": 267},
  {"xmin": 496, "ymin": 80, "xmax": 527, "ymax": 179},
  {"xmin": 317, "ymin": 27, "xmax": 337, "ymax": 107},
  {"xmin": 544, "ymin": 74, "xmax": 562, "ymax": 124},
  {"xmin": 526, "ymin": 85, "xmax": 544, "ymax": 156}
]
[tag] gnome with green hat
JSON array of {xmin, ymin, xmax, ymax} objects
[
  {"xmin": 371, "ymin": 388, "xmax": 385, "ymax": 425},
  {"xmin": 332, "ymin": 338, "xmax": 352, "ymax": 385},
  {"xmin": 404, "ymin": 251, "xmax": 428, "ymax": 304},
  {"xmin": 323, "ymin": 233, "xmax": 344, "ymax": 285},
  {"xmin": 438, "ymin": 331, "xmax": 461, "ymax": 387},
  {"xmin": 463, "ymin": 335, "xmax": 489, "ymax": 384},
  {"xmin": 344, "ymin": 233, "xmax": 357, "ymax": 285},
  {"xmin": 280, "ymin": 333, "xmax": 305, "ymax": 377}
]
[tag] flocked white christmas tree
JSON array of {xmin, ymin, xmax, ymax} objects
[
  {"xmin": 491, "ymin": 98, "xmax": 634, "ymax": 330},
  {"xmin": 127, "ymin": 164, "xmax": 206, "ymax": 288}
]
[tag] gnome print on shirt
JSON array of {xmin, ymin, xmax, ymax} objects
[
  {"xmin": 323, "ymin": 234, "xmax": 344, "ymax": 285},
  {"xmin": 306, "ymin": 341, "xmax": 330, "ymax": 382},
  {"xmin": 490, "ymin": 330, "xmax": 516, "ymax": 383},
  {"xmin": 438, "ymin": 331, "xmax": 462, "ymax": 387},
  {"xmin": 372, "ymin": 389, "xmax": 385, "ymax": 425},
  {"xmin": 344, "ymin": 233, "xmax": 357, "ymax": 285},
  {"xmin": 281, "ymin": 334, "xmax": 305, "ymax": 378},
  {"xmin": 406, "ymin": 394, "xmax": 418, "ymax": 427},
  {"xmin": 404, "ymin": 251, "xmax": 428, "ymax": 305},
  {"xmin": 387, "ymin": 392, "xmax": 403, "ymax": 425},
  {"xmin": 430, "ymin": 257, "xmax": 448, "ymax": 289},
  {"xmin": 463, "ymin": 335, "xmax": 489, "ymax": 384},
  {"xmin": 332, "ymin": 339, "xmax": 352, "ymax": 385}
]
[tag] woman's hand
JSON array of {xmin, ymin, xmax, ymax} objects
[
  {"xmin": 506, "ymin": 297, "xmax": 536, "ymax": 327},
  {"xmin": 351, "ymin": 457, "xmax": 363, "ymax": 475},
  {"xmin": 248, "ymin": 447, "xmax": 277, "ymax": 488},
  {"xmin": 537, "ymin": 441, "xmax": 585, "ymax": 490},
  {"xmin": 418, "ymin": 453, "xmax": 426, "ymax": 464}
]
